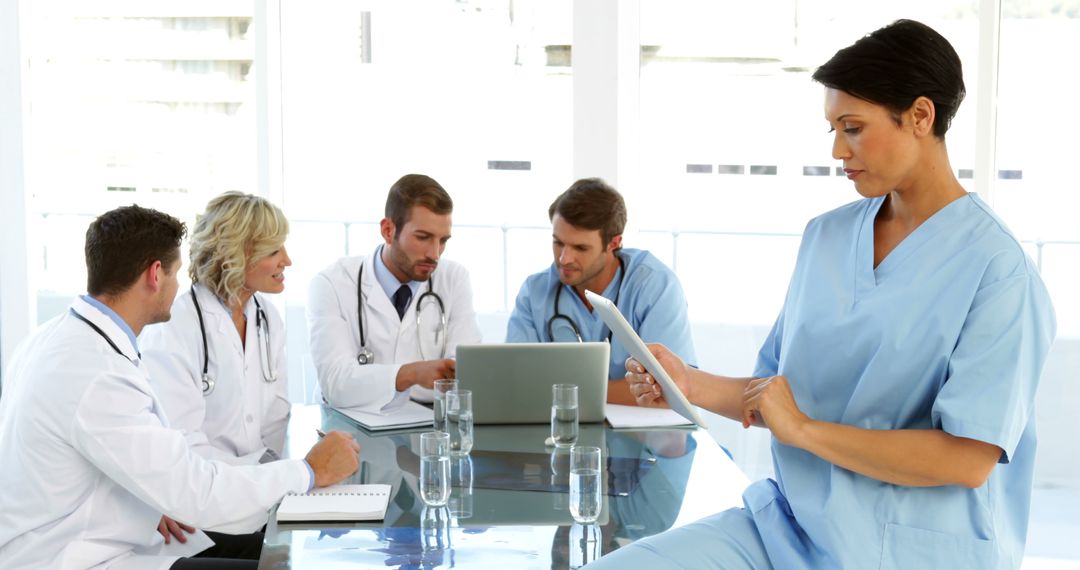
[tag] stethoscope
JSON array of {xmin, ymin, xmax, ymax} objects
[
  {"xmin": 191, "ymin": 285, "xmax": 278, "ymax": 396},
  {"xmin": 546, "ymin": 254, "xmax": 625, "ymax": 342},
  {"xmin": 70, "ymin": 308, "xmax": 138, "ymax": 363},
  {"xmin": 356, "ymin": 257, "xmax": 448, "ymax": 365}
]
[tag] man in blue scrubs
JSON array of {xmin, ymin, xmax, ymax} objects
[
  {"xmin": 589, "ymin": 20, "xmax": 1056, "ymax": 569},
  {"xmin": 506, "ymin": 178, "xmax": 696, "ymax": 405}
]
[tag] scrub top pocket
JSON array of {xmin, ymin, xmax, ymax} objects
[{"xmin": 879, "ymin": 522, "xmax": 996, "ymax": 570}]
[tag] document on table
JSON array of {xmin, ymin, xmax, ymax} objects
[
  {"xmin": 605, "ymin": 403, "xmax": 696, "ymax": 429},
  {"xmin": 332, "ymin": 400, "xmax": 433, "ymax": 431},
  {"xmin": 277, "ymin": 484, "xmax": 392, "ymax": 522}
]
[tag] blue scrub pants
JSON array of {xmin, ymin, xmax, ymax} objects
[
  {"xmin": 585, "ymin": 479, "xmax": 830, "ymax": 569},
  {"xmin": 584, "ymin": 507, "xmax": 771, "ymax": 570}
]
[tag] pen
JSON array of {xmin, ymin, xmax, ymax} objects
[{"xmin": 315, "ymin": 429, "xmax": 327, "ymax": 439}]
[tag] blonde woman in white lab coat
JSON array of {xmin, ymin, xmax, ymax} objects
[
  {"xmin": 142, "ymin": 192, "xmax": 292, "ymax": 532},
  {"xmin": 307, "ymin": 174, "xmax": 482, "ymax": 413}
]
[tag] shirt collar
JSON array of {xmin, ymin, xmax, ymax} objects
[
  {"xmin": 194, "ymin": 283, "xmax": 254, "ymax": 317},
  {"xmin": 373, "ymin": 244, "xmax": 421, "ymax": 300},
  {"xmin": 80, "ymin": 294, "xmax": 140, "ymax": 352}
]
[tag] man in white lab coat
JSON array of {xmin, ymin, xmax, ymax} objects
[
  {"xmin": 0, "ymin": 205, "xmax": 360, "ymax": 570},
  {"xmin": 308, "ymin": 174, "xmax": 482, "ymax": 413}
]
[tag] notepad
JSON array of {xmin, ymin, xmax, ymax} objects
[{"xmin": 276, "ymin": 484, "xmax": 392, "ymax": 522}]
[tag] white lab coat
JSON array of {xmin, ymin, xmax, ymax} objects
[
  {"xmin": 307, "ymin": 251, "xmax": 482, "ymax": 412},
  {"xmin": 141, "ymin": 285, "xmax": 291, "ymax": 466},
  {"xmin": 0, "ymin": 297, "xmax": 311, "ymax": 570}
]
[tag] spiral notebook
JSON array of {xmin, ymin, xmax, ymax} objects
[{"xmin": 277, "ymin": 483, "xmax": 392, "ymax": 523}]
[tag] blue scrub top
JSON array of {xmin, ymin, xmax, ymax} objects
[
  {"xmin": 748, "ymin": 193, "xmax": 1056, "ymax": 569},
  {"xmin": 506, "ymin": 248, "xmax": 697, "ymax": 379}
]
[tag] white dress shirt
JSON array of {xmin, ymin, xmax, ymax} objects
[{"xmin": 307, "ymin": 248, "xmax": 482, "ymax": 412}]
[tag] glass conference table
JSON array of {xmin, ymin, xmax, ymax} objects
[{"xmin": 259, "ymin": 404, "xmax": 750, "ymax": 569}]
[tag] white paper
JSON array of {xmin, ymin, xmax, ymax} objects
[
  {"xmin": 134, "ymin": 528, "xmax": 216, "ymax": 558},
  {"xmin": 605, "ymin": 403, "xmax": 695, "ymax": 429},
  {"xmin": 333, "ymin": 400, "xmax": 433, "ymax": 431}
]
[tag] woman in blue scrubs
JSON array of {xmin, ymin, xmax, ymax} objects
[{"xmin": 589, "ymin": 20, "xmax": 1056, "ymax": 570}]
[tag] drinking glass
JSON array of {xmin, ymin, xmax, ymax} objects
[
  {"xmin": 446, "ymin": 389, "xmax": 473, "ymax": 455},
  {"xmin": 551, "ymin": 384, "xmax": 579, "ymax": 448},
  {"xmin": 433, "ymin": 379, "xmax": 457, "ymax": 433},
  {"xmin": 420, "ymin": 431, "xmax": 451, "ymax": 507},
  {"xmin": 569, "ymin": 446, "xmax": 601, "ymax": 523}
]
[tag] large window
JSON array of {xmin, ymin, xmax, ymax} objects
[
  {"xmin": 638, "ymin": 1, "xmax": 979, "ymax": 327},
  {"xmin": 22, "ymin": 1, "xmax": 258, "ymax": 319},
  {"xmin": 277, "ymin": 0, "xmax": 574, "ymax": 398},
  {"xmin": 996, "ymin": 4, "xmax": 1080, "ymax": 494}
]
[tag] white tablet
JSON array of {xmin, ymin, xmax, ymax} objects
[{"xmin": 585, "ymin": 290, "xmax": 708, "ymax": 428}]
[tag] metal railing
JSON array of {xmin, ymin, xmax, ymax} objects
[
  {"xmin": 35, "ymin": 213, "xmax": 1080, "ymax": 314},
  {"xmin": 292, "ymin": 217, "xmax": 1076, "ymax": 305}
]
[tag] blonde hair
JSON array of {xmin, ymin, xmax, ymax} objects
[{"xmin": 189, "ymin": 192, "xmax": 289, "ymax": 307}]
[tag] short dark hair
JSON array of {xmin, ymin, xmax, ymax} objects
[
  {"xmin": 385, "ymin": 174, "xmax": 453, "ymax": 235},
  {"xmin": 812, "ymin": 19, "xmax": 965, "ymax": 138},
  {"xmin": 548, "ymin": 178, "xmax": 627, "ymax": 248},
  {"xmin": 85, "ymin": 205, "xmax": 187, "ymax": 296}
]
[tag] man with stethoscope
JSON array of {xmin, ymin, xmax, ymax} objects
[
  {"xmin": 0, "ymin": 205, "xmax": 359, "ymax": 570},
  {"xmin": 506, "ymin": 178, "xmax": 697, "ymax": 405},
  {"xmin": 142, "ymin": 193, "xmax": 292, "ymax": 468},
  {"xmin": 308, "ymin": 174, "xmax": 482, "ymax": 412}
]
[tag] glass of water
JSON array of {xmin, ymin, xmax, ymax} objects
[
  {"xmin": 433, "ymin": 379, "xmax": 456, "ymax": 433},
  {"xmin": 569, "ymin": 446, "xmax": 602, "ymax": 523},
  {"xmin": 551, "ymin": 384, "xmax": 579, "ymax": 448},
  {"xmin": 446, "ymin": 389, "xmax": 473, "ymax": 456},
  {"xmin": 420, "ymin": 431, "xmax": 451, "ymax": 507}
]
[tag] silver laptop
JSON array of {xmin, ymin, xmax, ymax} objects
[{"xmin": 456, "ymin": 342, "xmax": 610, "ymax": 424}]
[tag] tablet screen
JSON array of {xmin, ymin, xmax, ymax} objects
[{"xmin": 586, "ymin": 290, "xmax": 707, "ymax": 428}]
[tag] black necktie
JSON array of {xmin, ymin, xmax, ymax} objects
[{"xmin": 393, "ymin": 284, "xmax": 411, "ymax": 320}]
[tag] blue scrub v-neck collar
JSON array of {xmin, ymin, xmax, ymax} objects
[{"xmin": 854, "ymin": 193, "xmax": 973, "ymax": 299}]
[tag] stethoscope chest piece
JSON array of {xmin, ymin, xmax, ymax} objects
[
  {"xmin": 202, "ymin": 373, "xmax": 215, "ymax": 396},
  {"xmin": 357, "ymin": 346, "xmax": 375, "ymax": 365}
]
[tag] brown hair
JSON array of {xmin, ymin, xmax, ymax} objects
[
  {"xmin": 85, "ymin": 205, "xmax": 187, "ymax": 296},
  {"xmin": 548, "ymin": 178, "xmax": 627, "ymax": 248},
  {"xmin": 385, "ymin": 174, "xmax": 453, "ymax": 235}
]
